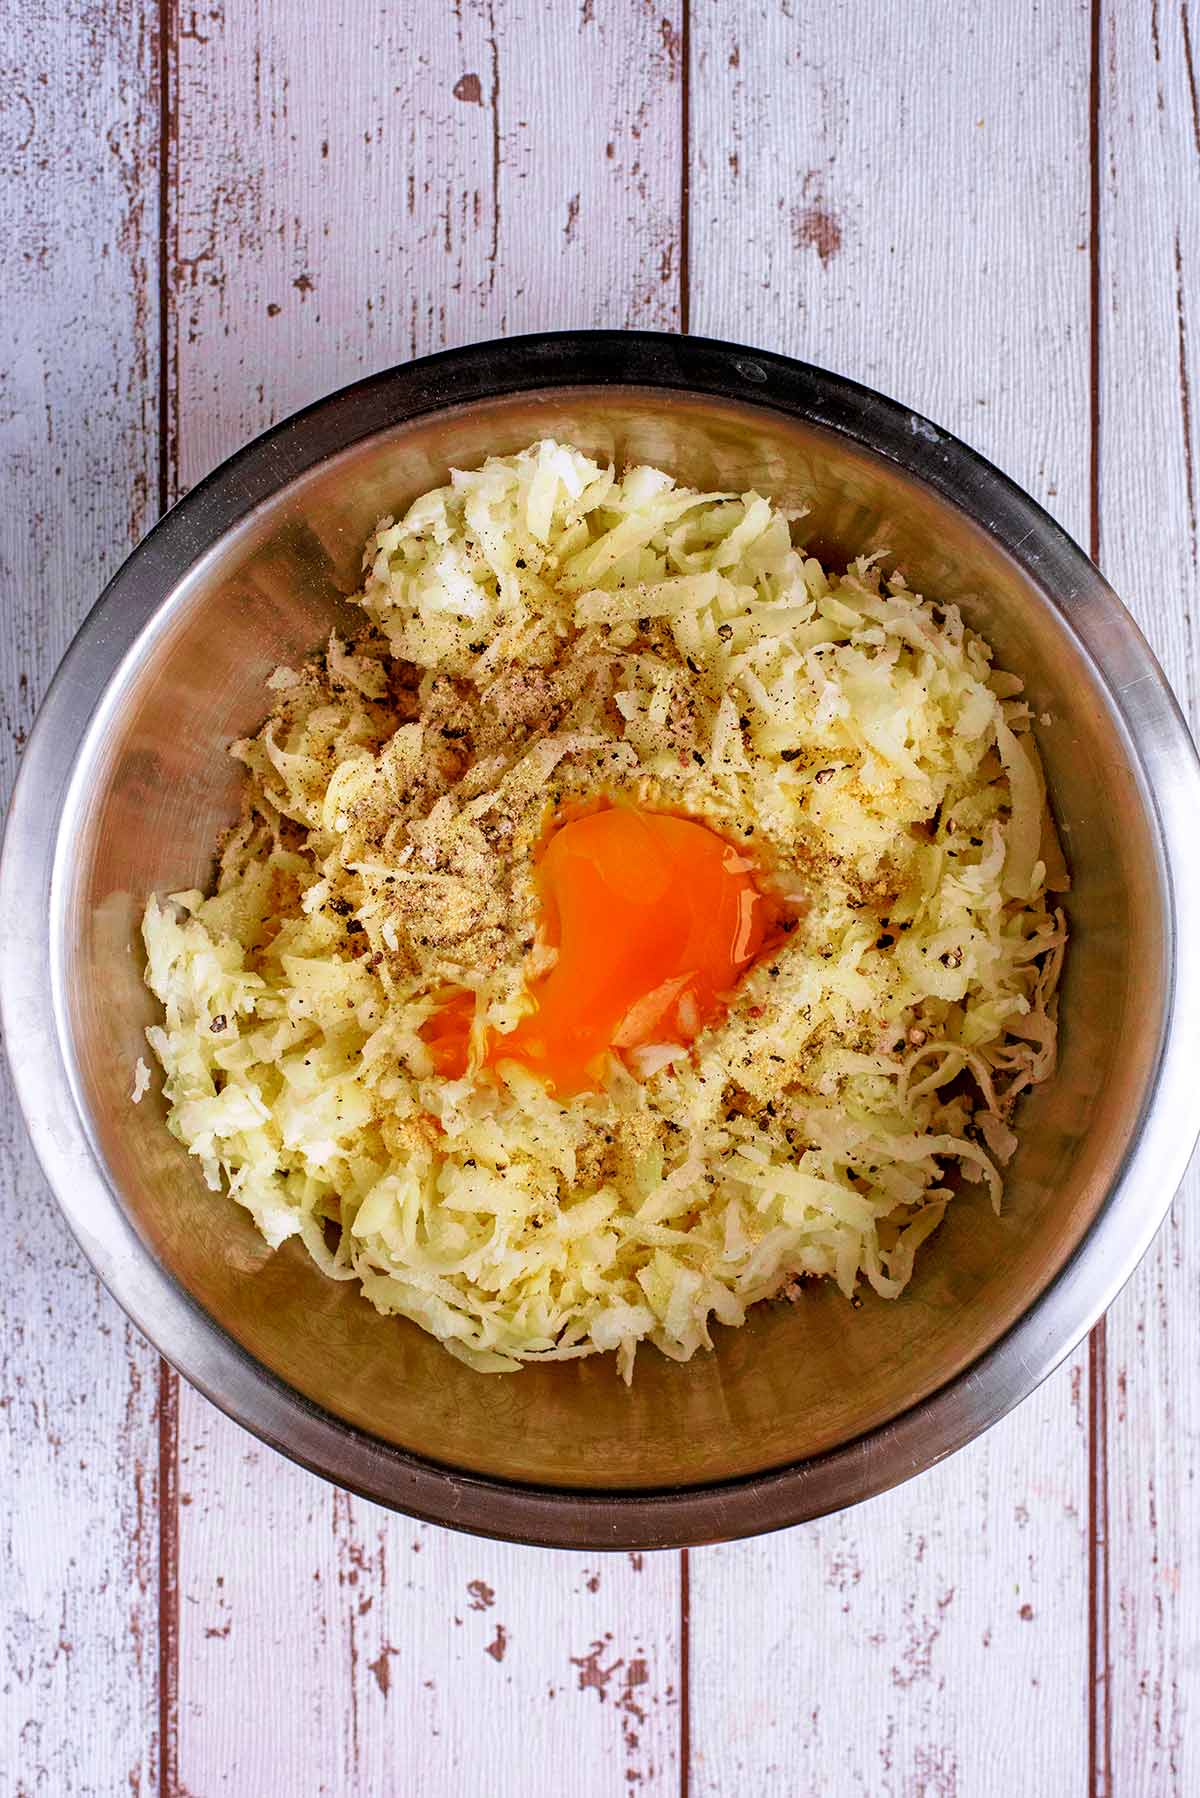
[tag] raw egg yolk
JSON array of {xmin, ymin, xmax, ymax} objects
[{"xmin": 422, "ymin": 805, "xmax": 772, "ymax": 1095}]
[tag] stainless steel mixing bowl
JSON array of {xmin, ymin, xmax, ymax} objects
[{"xmin": 4, "ymin": 332, "xmax": 1199, "ymax": 1548}]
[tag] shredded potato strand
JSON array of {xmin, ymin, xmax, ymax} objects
[{"xmin": 142, "ymin": 440, "xmax": 1067, "ymax": 1381}]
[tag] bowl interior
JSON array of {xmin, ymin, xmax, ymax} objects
[{"xmin": 57, "ymin": 389, "xmax": 1162, "ymax": 1489}]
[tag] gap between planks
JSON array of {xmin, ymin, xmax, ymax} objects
[
  {"xmin": 678, "ymin": 6, "xmax": 692, "ymax": 1792},
  {"xmin": 155, "ymin": 2, "xmax": 181, "ymax": 1793},
  {"xmin": 1087, "ymin": 0, "xmax": 1112, "ymax": 1790}
]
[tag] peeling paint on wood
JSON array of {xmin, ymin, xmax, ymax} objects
[
  {"xmin": 176, "ymin": 1468, "xmax": 681, "ymax": 1792},
  {"xmin": 0, "ymin": 4, "xmax": 162, "ymax": 1789},
  {"xmin": 6, "ymin": 1, "xmax": 1200, "ymax": 1792},
  {"xmin": 167, "ymin": 2, "xmax": 684, "ymax": 1793},
  {"xmin": 687, "ymin": 2, "xmax": 1093, "ymax": 1791},
  {"xmin": 169, "ymin": 0, "xmax": 684, "ymax": 493},
  {"xmin": 1100, "ymin": 5, "xmax": 1200, "ymax": 1790}
]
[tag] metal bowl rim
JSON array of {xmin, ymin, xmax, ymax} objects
[{"xmin": 4, "ymin": 328, "xmax": 1199, "ymax": 1549}]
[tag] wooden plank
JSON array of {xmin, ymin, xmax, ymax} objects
[
  {"xmin": 168, "ymin": 3, "xmax": 684, "ymax": 1791},
  {"xmin": 169, "ymin": 0, "xmax": 682, "ymax": 497},
  {"xmin": 0, "ymin": 1, "xmax": 163, "ymax": 1791},
  {"xmin": 688, "ymin": 1388, "xmax": 1090, "ymax": 1797},
  {"xmin": 1098, "ymin": 5, "xmax": 1200, "ymax": 1790},
  {"xmin": 175, "ymin": 1432, "xmax": 680, "ymax": 1793},
  {"xmin": 686, "ymin": 4, "xmax": 1094, "ymax": 1792}
]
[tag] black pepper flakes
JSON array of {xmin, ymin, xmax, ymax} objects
[
  {"xmin": 780, "ymin": 748, "xmax": 802, "ymax": 762},
  {"xmin": 210, "ymin": 1014, "xmax": 227, "ymax": 1034},
  {"xmin": 345, "ymin": 919, "xmax": 365, "ymax": 936}
]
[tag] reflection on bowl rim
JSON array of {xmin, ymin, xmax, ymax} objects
[{"xmin": 4, "ymin": 331, "xmax": 1200, "ymax": 1549}]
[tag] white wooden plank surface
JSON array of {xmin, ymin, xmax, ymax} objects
[
  {"xmin": 686, "ymin": 5, "xmax": 1094, "ymax": 1792},
  {"xmin": 174, "ymin": 1434, "xmax": 679, "ymax": 1794},
  {"xmin": 0, "ymin": 2, "xmax": 163, "ymax": 1792},
  {"xmin": 1099, "ymin": 5, "xmax": 1200, "ymax": 1790},
  {"xmin": 167, "ymin": 4, "xmax": 683, "ymax": 1793},
  {"xmin": 8, "ymin": 1, "xmax": 1200, "ymax": 1792},
  {"xmin": 170, "ymin": 0, "xmax": 682, "ymax": 497}
]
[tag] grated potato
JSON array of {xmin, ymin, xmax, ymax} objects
[{"xmin": 141, "ymin": 440, "xmax": 1067, "ymax": 1380}]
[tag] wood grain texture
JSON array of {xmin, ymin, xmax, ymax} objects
[
  {"xmin": 169, "ymin": 0, "xmax": 682, "ymax": 498},
  {"xmin": 11, "ymin": 1, "xmax": 1200, "ymax": 1791},
  {"xmin": 1099, "ymin": 4, "xmax": 1200, "ymax": 1790},
  {"xmin": 0, "ymin": 2, "xmax": 162, "ymax": 1792},
  {"xmin": 690, "ymin": 0, "xmax": 1092, "ymax": 522},
  {"xmin": 174, "ymin": 1431, "xmax": 679, "ymax": 1794},
  {"xmin": 688, "ymin": 1392, "xmax": 1091, "ymax": 1798},
  {"xmin": 686, "ymin": 4, "xmax": 1094, "ymax": 1791},
  {"xmin": 167, "ymin": 3, "xmax": 684, "ymax": 1793}
]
